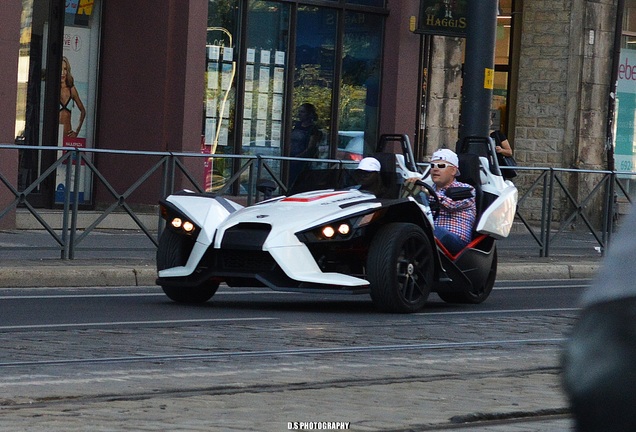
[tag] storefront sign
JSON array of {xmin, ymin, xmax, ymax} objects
[
  {"xmin": 615, "ymin": 49, "xmax": 636, "ymax": 173},
  {"xmin": 416, "ymin": 0, "xmax": 468, "ymax": 37}
]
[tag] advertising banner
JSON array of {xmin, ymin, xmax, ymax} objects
[
  {"xmin": 55, "ymin": 4, "xmax": 98, "ymax": 204},
  {"xmin": 614, "ymin": 49, "xmax": 636, "ymax": 173}
]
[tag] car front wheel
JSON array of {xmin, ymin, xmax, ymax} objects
[
  {"xmin": 367, "ymin": 223, "xmax": 434, "ymax": 313},
  {"xmin": 156, "ymin": 229, "xmax": 219, "ymax": 303}
]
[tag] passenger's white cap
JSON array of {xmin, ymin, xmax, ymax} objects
[{"xmin": 357, "ymin": 157, "xmax": 381, "ymax": 172}]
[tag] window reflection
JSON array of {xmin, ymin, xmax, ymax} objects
[
  {"xmin": 341, "ymin": 11, "xmax": 383, "ymax": 156},
  {"xmin": 290, "ymin": 6, "xmax": 337, "ymax": 185}
]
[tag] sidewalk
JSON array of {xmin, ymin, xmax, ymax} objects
[{"xmin": 0, "ymin": 228, "xmax": 604, "ymax": 288}]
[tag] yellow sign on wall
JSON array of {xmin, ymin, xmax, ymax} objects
[
  {"xmin": 78, "ymin": 0, "xmax": 94, "ymax": 15},
  {"xmin": 484, "ymin": 68, "xmax": 494, "ymax": 90}
]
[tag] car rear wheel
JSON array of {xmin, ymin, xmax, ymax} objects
[
  {"xmin": 367, "ymin": 223, "xmax": 434, "ymax": 313},
  {"xmin": 438, "ymin": 248, "xmax": 497, "ymax": 304},
  {"xmin": 156, "ymin": 229, "xmax": 219, "ymax": 303}
]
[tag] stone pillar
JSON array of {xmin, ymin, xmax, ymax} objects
[{"xmin": 0, "ymin": 0, "xmax": 21, "ymax": 229}]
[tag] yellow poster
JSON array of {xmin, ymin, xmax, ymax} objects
[
  {"xmin": 484, "ymin": 68, "xmax": 494, "ymax": 90},
  {"xmin": 78, "ymin": 0, "xmax": 94, "ymax": 15}
]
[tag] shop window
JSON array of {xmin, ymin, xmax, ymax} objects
[
  {"xmin": 204, "ymin": 0, "xmax": 241, "ymax": 192},
  {"xmin": 289, "ymin": 6, "xmax": 338, "ymax": 185},
  {"xmin": 204, "ymin": 0, "xmax": 387, "ymax": 192},
  {"xmin": 340, "ymin": 11, "xmax": 383, "ymax": 157},
  {"xmin": 492, "ymin": 0, "xmax": 512, "ymax": 134},
  {"xmin": 240, "ymin": 1, "xmax": 291, "ymax": 194},
  {"xmin": 347, "ymin": 0, "xmax": 385, "ymax": 7}
]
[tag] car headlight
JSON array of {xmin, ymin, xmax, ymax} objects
[
  {"xmin": 298, "ymin": 212, "xmax": 378, "ymax": 243},
  {"xmin": 160, "ymin": 203, "xmax": 199, "ymax": 236}
]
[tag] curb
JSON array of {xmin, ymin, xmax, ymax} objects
[
  {"xmin": 0, "ymin": 262, "xmax": 601, "ymax": 288},
  {"xmin": 0, "ymin": 266, "xmax": 157, "ymax": 288},
  {"xmin": 497, "ymin": 263, "xmax": 600, "ymax": 281}
]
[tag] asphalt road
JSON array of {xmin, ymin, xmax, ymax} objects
[
  {"xmin": 1, "ymin": 279, "xmax": 586, "ymax": 327},
  {"xmin": 0, "ymin": 279, "xmax": 585, "ymax": 431}
]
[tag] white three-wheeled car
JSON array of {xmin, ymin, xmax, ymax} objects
[{"xmin": 156, "ymin": 135, "xmax": 517, "ymax": 313}]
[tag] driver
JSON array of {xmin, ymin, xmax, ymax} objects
[{"xmin": 411, "ymin": 149, "xmax": 476, "ymax": 254}]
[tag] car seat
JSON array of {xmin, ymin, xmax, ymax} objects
[
  {"xmin": 456, "ymin": 153, "xmax": 485, "ymax": 218},
  {"xmin": 372, "ymin": 152, "xmax": 401, "ymax": 199},
  {"xmin": 456, "ymin": 135, "xmax": 502, "ymax": 177}
]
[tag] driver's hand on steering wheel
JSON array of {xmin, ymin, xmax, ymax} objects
[{"xmin": 404, "ymin": 177, "xmax": 429, "ymax": 195}]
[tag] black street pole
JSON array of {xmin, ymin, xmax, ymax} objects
[{"xmin": 459, "ymin": 0, "xmax": 498, "ymax": 142}]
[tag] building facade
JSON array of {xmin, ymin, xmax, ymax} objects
[{"xmin": 0, "ymin": 0, "xmax": 631, "ymax": 228}]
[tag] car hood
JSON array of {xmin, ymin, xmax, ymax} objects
[{"xmin": 213, "ymin": 189, "xmax": 381, "ymax": 249}]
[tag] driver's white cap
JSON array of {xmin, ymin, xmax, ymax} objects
[
  {"xmin": 357, "ymin": 157, "xmax": 381, "ymax": 172},
  {"xmin": 431, "ymin": 148, "xmax": 460, "ymax": 176}
]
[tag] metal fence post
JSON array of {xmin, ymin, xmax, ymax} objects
[
  {"xmin": 60, "ymin": 150, "xmax": 74, "ymax": 259},
  {"xmin": 603, "ymin": 172, "xmax": 616, "ymax": 250},
  {"xmin": 543, "ymin": 168, "xmax": 556, "ymax": 257},
  {"xmin": 69, "ymin": 149, "xmax": 82, "ymax": 259}
]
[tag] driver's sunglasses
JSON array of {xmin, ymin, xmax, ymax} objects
[{"xmin": 429, "ymin": 162, "xmax": 449, "ymax": 169}]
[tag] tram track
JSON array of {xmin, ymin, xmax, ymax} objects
[
  {"xmin": 384, "ymin": 410, "xmax": 571, "ymax": 431},
  {"xmin": 0, "ymin": 364, "xmax": 560, "ymax": 408},
  {"xmin": 0, "ymin": 336, "xmax": 565, "ymax": 369}
]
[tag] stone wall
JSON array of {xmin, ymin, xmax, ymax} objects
[
  {"xmin": 424, "ymin": 36, "xmax": 464, "ymax": 156},
  {"xmin": 512, "ymin": 0, "xmax": 617, "ymax": 224}
]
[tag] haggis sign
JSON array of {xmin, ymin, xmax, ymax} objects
[{"xmin": 416, "ymin": 0, "xmax": 468, "ymax": 37}]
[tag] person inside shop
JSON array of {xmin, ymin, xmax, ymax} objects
[
  {"xmin": 289, "ymin": 103, "xmax": 322, "ymax": 186},
  {"xmin": 407, "ymin": 148, "xmax": 476, "ymax": 255},
  {"xmin": 353, "ymin": 157, "xmax": 387, "ymax": 198},
  {"xmin": 59, "ymin": 56, "xmax": 86, "ymax": 139}
]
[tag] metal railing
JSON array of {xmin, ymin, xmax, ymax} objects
[{"xmin": 0, "ymin": 143, "xmax": 633, "ymax": 259}]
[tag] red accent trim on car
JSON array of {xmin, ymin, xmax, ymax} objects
[
  {"xmin": 435, "ymin": 234, "xmax": 489, "ymax": 260},
  {"xmin": 281, "ymin": 191, "xmax": 349, "ymax": 202}
]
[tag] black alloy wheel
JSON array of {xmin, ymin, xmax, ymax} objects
[
  {"xmin": 367, "ymin": 223, "xmax": 434, "ymax": 313},
  {"xmin": 156, "ymin": 229, "xmax": 219, "ymax": 303}
]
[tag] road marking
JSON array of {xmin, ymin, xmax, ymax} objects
[
  {"xmin": 0, "ymin": 283, "xmax": 588, "ymax": 300},
  {"xmin": 420, "ymin": 307, "xmax": 580, "ymax": 316},
  {"xmin": 0, "ymin": 317, "xmax": 278, "ymax": 331},
  {"xmin": 0, "ymin": 290, "xmax": 296, "ymax": 300},
  {"xmin": 495, "ymin": 283, "xmax": 590, "ymax": 290}
]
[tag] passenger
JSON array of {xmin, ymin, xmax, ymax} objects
[
  {"xmin": 409, "ymin": 148, "xmax": 476, "ymax": 254},
  {"xmin": 353, "ymin": 157, "xmax": 387, "ymax": 198}
]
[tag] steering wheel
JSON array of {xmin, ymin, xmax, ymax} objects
[{"xmin": 415, "ymin": 180, "xmax": 440, "ymax": 221}]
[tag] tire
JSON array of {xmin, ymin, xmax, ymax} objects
[
  {"xmin": 156, "ymin": 229, "xmax": 219, "ymax": 303},
  {"xmin": 367, "ymin": 223, "xmax": 434, "ymax": 313},
  {"xmin": 438, "ymin": 248, "xmax": 497, "ymax": 304}
]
